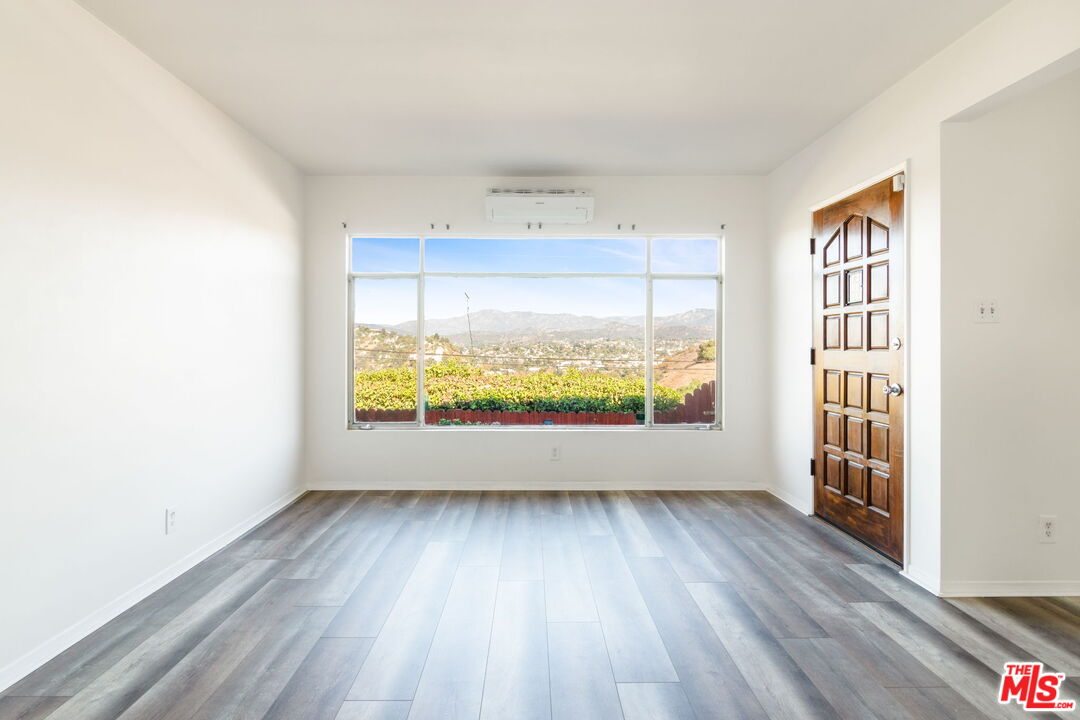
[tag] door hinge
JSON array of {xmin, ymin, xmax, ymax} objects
[
  {"xmin": 810, "ymin": 347, "xmax": 816, "ymax": 365},
  {"xmin": 810, "ymin": 457, "xmax": 817, "ymax": 476},
  {"xmin": 892, "ymin": 173, "xmax": 905, "ymax": 192},
  {"xmin": 810, "ymin": 237, "xmax": 816, "ymax": 255}
]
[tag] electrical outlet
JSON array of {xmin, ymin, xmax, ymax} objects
[
  {"xmin": 1039, "ymin": 515, "xmax": 1056, "ymax": 544},
  {"xmin": 549, "ymin": 445, "xmax": 561, "ymax": 462},
  {"xmin": 165, "ymin": 508, "xmax": 177, "ymax": 535}
]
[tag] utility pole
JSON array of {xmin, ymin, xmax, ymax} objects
[{"xmin": 464, "ymin": 291, "xmax": 475, "ymax": 352}]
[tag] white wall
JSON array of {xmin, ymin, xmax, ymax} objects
[
  {"xmin": 939, "ymin": 67, "xmax": 1080, "ymax": 595},
  {"xmin": 765, "ymin": 0, "xmax": 1080, "ymax": 592},
  {"xmin": 304, "ymin": 176, "xmax": 769, "ymax": 490},
  {"xmin": 0, "ymin": 0, "xmax": 304, "ymax": 688}
]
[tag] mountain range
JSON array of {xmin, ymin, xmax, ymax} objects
[{"xmin": 364, "ymin": 308, "xmax": 714, "ymax": 344}]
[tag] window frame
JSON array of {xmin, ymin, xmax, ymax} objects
[{"xmin": 347, "ymin": 233, "xmax": 724, "ymax": 431}]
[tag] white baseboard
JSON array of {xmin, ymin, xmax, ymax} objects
[
  {"xmin": 939, "ymin": 580, "xmax": 1080, "ymax": 597},
  {"xmin": 900, "ymin": 565, "xmax": 942, "ymax": 596},
  {"xmin": 306, "ymin": 480, "xmax": 768, "ymax": 491},
  {"xmin": 0, "ymin": 487, "xmax": 305, "ymax": 693},
  {"xmin": 764, "ymin": 485, "xmax": 814, "ymax": 515}
]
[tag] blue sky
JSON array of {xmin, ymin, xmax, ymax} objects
[{"xmin": 351, "ymin": 237, "xmax": 718, "ymax": 325}]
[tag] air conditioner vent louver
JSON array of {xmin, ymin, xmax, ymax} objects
[
  {"xmin": 488, "ymin": 188, "xmax": 585, "ymax": 196},
  {"xmin": 485, "ymin": 189, "xmax": 594, "ymax": 224}
]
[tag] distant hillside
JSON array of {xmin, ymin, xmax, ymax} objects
[
  {"xmin": 655, "ymin": 345, "xmax": 716, "ymax": 390},
  {"xmin": 365, "ymin": 308, "xmax": 714, "ymax": 344}
]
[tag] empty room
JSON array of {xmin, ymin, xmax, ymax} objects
[{"xmin": 3, "ymin": 0, "xmax": 1080, "ymax": 718}]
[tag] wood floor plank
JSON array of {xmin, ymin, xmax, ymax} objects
[
  {"xmin": 244, "ymin": 491, "xmax": 321, "ymax": 540},
  {"xmin": 739, "ymin": 494, "xmax": 882, "ymax": 566},
  {"xmin": 852, "ymin": 601, "xmax": 1025, "ymax": 720},
  {"xmin": 766, "ymin": 532, "xmax": 891, "ymax": 603},
  {"xmin": 888, "ymin": 686, "xmax": 987, "ymax": 720},
  {"xmin": 429, "ymin": 491, "xmax": 481, "ymax": 542},
  {"xmin": 629, "ymin": 493, "xmax": 725, "ymax": 582},
  {"xmin": 627, "ymin": 557, "xmax": 768, "ymax": 719},
  {"xmin": 479, "ymin": 582, "xmax": 549, "ymax": 720},
  {"xmin": 0, "ymin": 696, "xmax": 68, "ymax": 720},
  {"xmin": 715, "ymin": 492, "xmax": 798, "ymax": 538},
  {"xmin": 335, "ymin": 701, "xmax": 411, "ymax": 720},
  {"xmin": 548, "ymin": 623, "xmax": 624, "ymax": 720},
  {"xmin": 1049, "ymin": 597, "xmax": 1080, "ymax": 618},
  {"xmin": 579, "ymin": 534, "xmax": 677, "ymax": 683},
  {"xmin": 541, "ymin": 513, "xmax": 598, "ymax": 622},
  {"xmin": 322, "ymin": 520, "xmax": 435, "ymax": 638},
  {"xmin": 1026, "ymin": 596, "xmax": 1080, "ymax": 626},
  {"xmin": 849, "ymin": 564, "xmax": 1065, "ymax": 677},
  {"xmin": 406, "ymin": 491, "xmax": 452, "ymax": 521},
  {"xmin": 597, "ymin": 492, "xmax": 663, "ymax": 558},
  {"xmin": 672, "ymin": 491, "xmax": 770, "ymax": 539},
  {"xmin": 346, "ymin": 542, "xmax": 464, "ymax": 701},
  {"xmin": 666, "ymin": 508, "xmax": 826, "ymax": 639},
  {"xmin": 114, "ymin": 578, "xmax": 311, "ymax": 720},
  {"xmin": 295, "ymin": 504, "xmax": 406, "ymax": 607},
  {"xmin": 616, "ymin": 683, "xmax": 695, "ymax": 720},
  {"xmin": 257, "ymin": 491, "xmax": 364, "ymax": 560},
  {"xmin": 4, "ymin": 552, "xmax": 253, "ymax": 697},
  {"xmin": 189, "ymin": 606, "xmax": 337, "ymax": 720},
  {"xmin": 276, "ymin": 492, "xmax": 387, "ymax": 580},
  {"xmin": 781, "ymin": 637, "xmax": 918, "ymax": 720},
  {"xmin": 687, "ymin": 582, "xmax": 838, "ymax": 720},
  {"xmin": 408, "ymin": 566, "xmax": 498, "ymax": 720},
  {"xmin": 570, "ymin": 491, "xmax": 614, "ymax": 536},
  {"xmin": 538, "ymin": 490, "xmax": 573, "ymax": 515},
  {"xmin": 499, "ymin": 493, "xmax": 543, "ymax": 582},
  {"xmin": 948, "ymin": 597, "xmax": 1080, "ymax": 676},
  {"xmin": 699, "ymin": 496, "xmax": 777, "ymax": 539},
  {"xmin": 459, "ymin": 492, "xmax": 509, "ymax": 567},
  {"xmin": 40, "ymin": 559, "xmax": 281, "ymax": 720},
  {"xmin": 262, "ymin": 637, "xmax": 374, "ymax": 720},
  {"xmin": 979, "ymin": 598, "xmax": 1080, "ymax": 674},
  {"xmin": 735, "ymin": 536, "xmax": 945, "ymax": 689}
]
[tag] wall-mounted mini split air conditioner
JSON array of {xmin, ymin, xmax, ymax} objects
[{"xmin": 485, "ymin": 189, "xmax": 594, "ymax": 225}]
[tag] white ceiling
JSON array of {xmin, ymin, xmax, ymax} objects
[{"xmin": 77, "ymin": 0, "xmax": 1007, "ymax": 175}]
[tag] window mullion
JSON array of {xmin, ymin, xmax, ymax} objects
[
  {"xmin": 715, "ymin": 268, "xmax": 723, "ymax": 429},
  {"xmin": 347, "ymin": 272, "xmax": 356, "ymax": 428},
  {"xmin": 416, "ymin": 236, "xmax": 426, "ymax": 426},
  {"xmin": 645, "ymin": 237, "xmax": 654, "ymax": 427}
]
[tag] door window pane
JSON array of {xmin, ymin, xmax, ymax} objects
[
  {"xmin": 652, "ymin": 279, "xmax": 717, "ymax": 424},
  {"xmin": 423, "ymin": 277, "xmax": 645, "ymax": 426},
  {"xmin": 353, "ymin": 278, "xmax": 417, "ymax": 423}
]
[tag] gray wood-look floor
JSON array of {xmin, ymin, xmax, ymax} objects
[{"xmin": 3, "ymin": 490, "xmax": 1079, "ymax": 720}]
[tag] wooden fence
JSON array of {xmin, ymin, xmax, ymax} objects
[
  {"xmin": 653, "ymin": 381, "xmax": 716, "ymax": 424},
  {"xmin": 354, "ymin": 408, "xmax": 638, "ymax": 425},
  {"xmin": 355, "ymin": 382, "xmax": 715, "ymax": 425}
]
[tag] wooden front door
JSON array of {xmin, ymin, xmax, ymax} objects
[{"xmin": 813, "ymin": 175, "xmax": 904, "ymax": 563}]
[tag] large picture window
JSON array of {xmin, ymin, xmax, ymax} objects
[{"xmin": 350, "ymin": 236, "xmax": 722, "ymax": 428}]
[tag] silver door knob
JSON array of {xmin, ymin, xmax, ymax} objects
[{"xmin": 882, "ymin": 383, "xmax": 903, "ymax": 396}]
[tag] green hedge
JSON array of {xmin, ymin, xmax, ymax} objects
[{"xmin": 355, "ymin": 359, "xmax": 689, "ymax": 413}]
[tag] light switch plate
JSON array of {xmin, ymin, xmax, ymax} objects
[{"xmin": 974, "ymin": 299, "xmax": 1000, "ymax": 324}]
